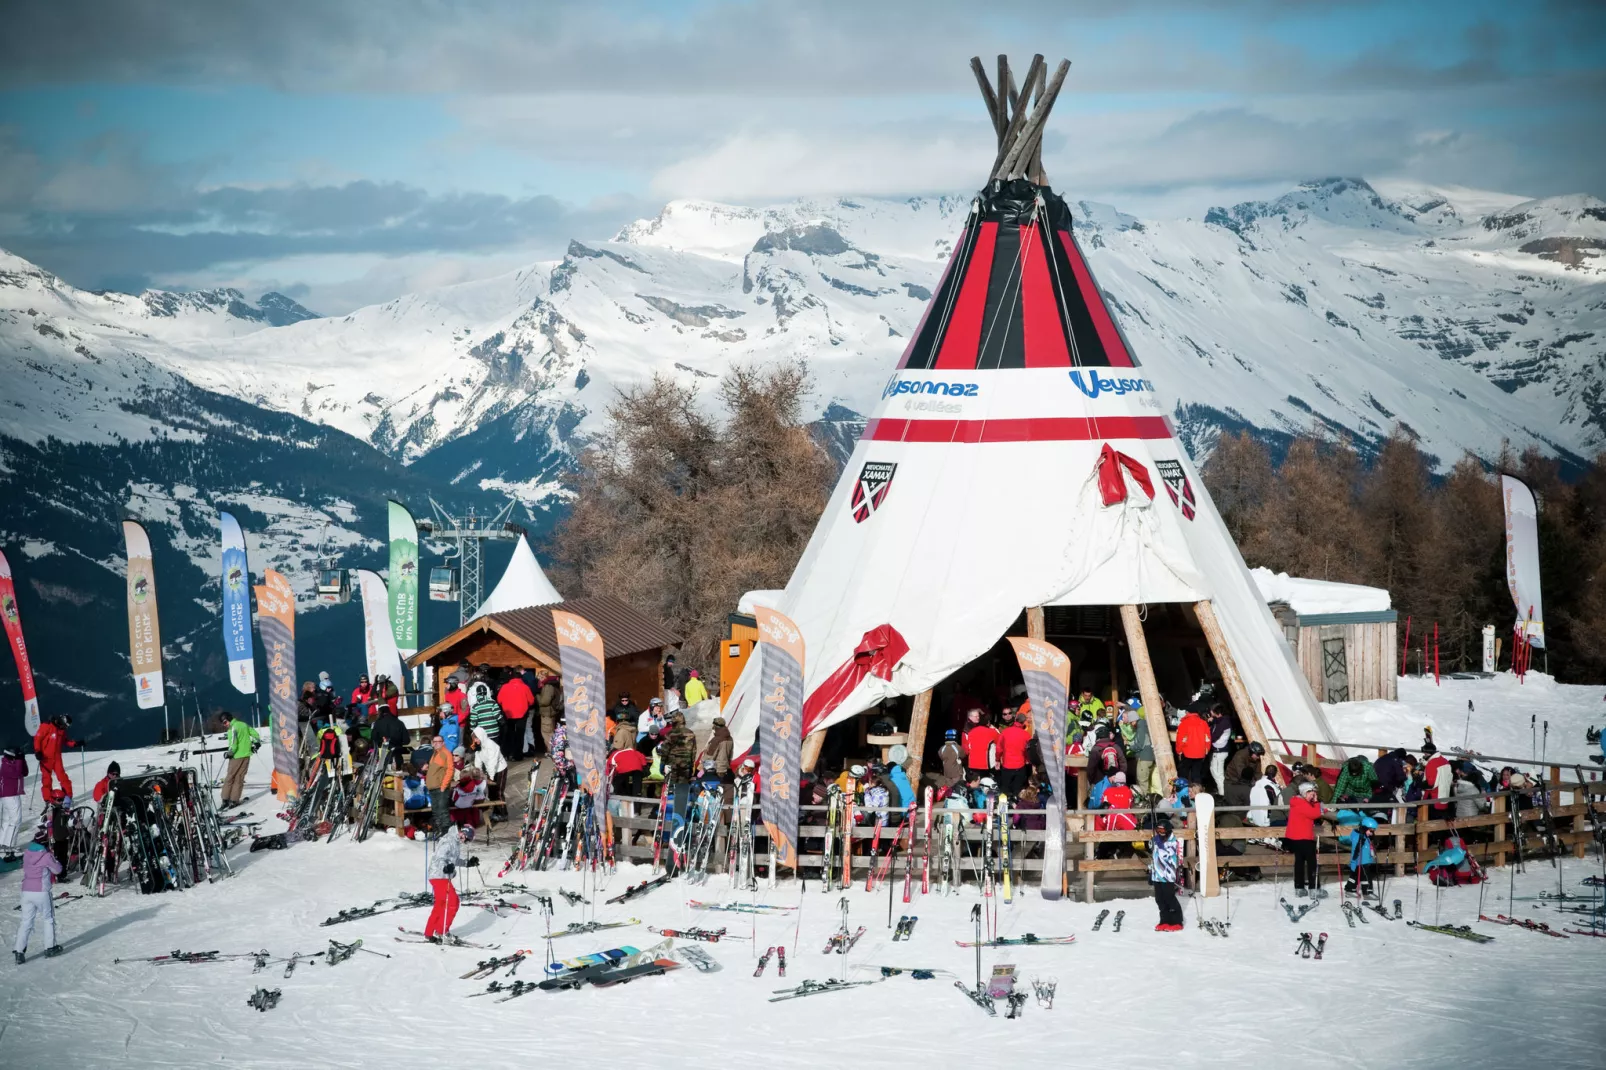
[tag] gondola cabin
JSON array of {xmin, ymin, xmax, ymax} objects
[
  {"xmin": 315, "ymin": 567, "xmax": 350, "ymax": 605},
  {"xmin": 428, "ymin": 565, "xmax": 460, "ymax": 602}
]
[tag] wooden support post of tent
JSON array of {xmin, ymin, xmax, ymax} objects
[
  {"xmin": 1077, "ymin": 763, "xmax": 1093, "ymax": 903},
  {"xmin": 1108, "ymin": 640, "xmax": 1120, "ymax": 706},
  {"xmin": 905, "ymin": 689, "xmax": 933, "ymax": 781},
  {"xmin": 1194, "ymin": 600, "xmax": 1273, "ymax": 759},
  {"xmin": 1026, "ymin": 606, "xmax": 1045, "ymax": 641},
  {"xmin": 801, "ymin": 730, "xmax": 825, "ymax": 773},
  {"xmin": 1120, "ymin": 605, "xmax": 1178, "ymax": 788}
]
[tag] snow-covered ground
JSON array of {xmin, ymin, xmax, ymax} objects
[{"xmin": 3, "ymin": 674, "xmax": 1604, "ymax": 1070}]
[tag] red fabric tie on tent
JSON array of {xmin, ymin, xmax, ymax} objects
[
  {"xmin": 1096, "ymin": 443, "xmax": 1155, "ymax": 506},
  {"xmin": 800, "ymin": 624, "xmax": 910, "ymax": 736}
]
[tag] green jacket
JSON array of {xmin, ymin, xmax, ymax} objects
[
  {"xmin": 1332, "ymin": 758, "xmax": 1378, "ymax": 802},
  {"xmin": 227, "ymin": 719, "xmax": 260, "ymax": 760}
]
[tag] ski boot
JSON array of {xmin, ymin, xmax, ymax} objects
[
  {"xmin": 44, "ymin": 946, "xmax": 62, "ymax": 958},
  {"xmin": 13, "ymin": 951, "xmax": 23, "ymax": 965}
]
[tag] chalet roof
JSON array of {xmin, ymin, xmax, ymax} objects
[{"xmin": 410, "ymin": 594, "xmax": 680, "ymax": 667}]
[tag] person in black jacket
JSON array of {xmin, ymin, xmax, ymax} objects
[
  {"xmin": 1372, "ymin": 748, "xmax": 1416, "ymax": 802},
  {"xmin": 372, "ymin": 706, "xmax": 411, "ymax": 767}
]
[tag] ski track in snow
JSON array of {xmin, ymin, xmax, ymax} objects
[{"xmin": 2, "ymin": 673, "xmax": 1604, "ymax": 1069}]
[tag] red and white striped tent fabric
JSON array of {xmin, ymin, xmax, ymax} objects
[{"xmin": 723, "ymin": 63, "xmax": 1340, "ymax": 761}]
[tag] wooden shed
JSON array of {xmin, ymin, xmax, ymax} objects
[
  {"xmin": 407, "ymin": 595, "xmax": 681, "ymax": 709},
  {"xmin": 1254, "ymin": 569, "xmax": 1397, "ymax": 703}
]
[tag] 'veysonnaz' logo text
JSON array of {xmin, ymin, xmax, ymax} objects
[
  {"xmin": 1068, "ymin": 370, "xmax": 1154, "ymax": 399},
  {"xmin": 882, "ymin": 377, "xmax": 980, "ymax": 400}
]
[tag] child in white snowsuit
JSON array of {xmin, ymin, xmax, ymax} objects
[{"xmin": 14, "ymin": 826, "xmax": 63, "ymax": 963}]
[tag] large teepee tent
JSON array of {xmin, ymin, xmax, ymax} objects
[{"xmin": 723, "ymin": 55, "xmax": 1341, "ymax": 775}]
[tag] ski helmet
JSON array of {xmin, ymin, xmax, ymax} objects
[
  {"xmin": 944, "ymin": 728, "xmax": 958, "ymax": 741},
  {"xmin": 1248, "ymin": 741, "xmax": 1265, "ymax": 756}
]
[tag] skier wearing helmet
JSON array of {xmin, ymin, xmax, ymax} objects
[
  {"xmin": 423, "ymin": 825, "xmax": 465, "ymax": 942},
  {"xmin": 1149, "ymin": 815, "xmax": 1184, "ymax": 931}
]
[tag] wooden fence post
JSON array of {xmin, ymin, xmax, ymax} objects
[
  {"xmin": 1077, "ymin": 768, "xmax": 1093, "ymax": 903},
  {"xmin": 1394, "ymin": 805, "xmax": 1406, "ymax": 878},
  {"xmin": 1492, "ymin": 794, "xmax": 1507, "ymax": 868},
  {"xmin": 1120, "ymin": 605, "xmax": 1178, "ymax": 788}
]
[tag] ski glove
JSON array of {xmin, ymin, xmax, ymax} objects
[{"xmin": 443, "ymin": 863, "xmax": 456, "ymax": 877}]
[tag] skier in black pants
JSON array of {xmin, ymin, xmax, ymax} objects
[{"xmin": 1149, "ymin": 816, "xmax": 1185, "ymax": 931}]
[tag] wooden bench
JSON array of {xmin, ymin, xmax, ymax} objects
[{"xmin": 378, "ymin": 779, "xmax": 501, "ymax": 842}]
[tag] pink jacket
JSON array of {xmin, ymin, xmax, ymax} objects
[{"xmin": 21, "ymin": 843, "xmax": 62, "ymax": 893}]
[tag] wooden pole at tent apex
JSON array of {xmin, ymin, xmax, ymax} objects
[
  {"xmin": 1119, "ymin": 604, "xmax": 1178, "ymax": 788},
  {"xmin": 905, "ymin": 689, "xmax": 934, "ymax": 782},
  {"xmin": 1193, "ymin": 600, "xmax": 1274, "ymax": 759}
]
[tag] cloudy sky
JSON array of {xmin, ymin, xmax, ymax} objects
[{"xmin": 2, "ymin": 0, "xmax": 1601, "ymax": 313}]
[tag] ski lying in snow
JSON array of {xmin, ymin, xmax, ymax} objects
[
  {"xmin": 1282, "ymin": 898, "xmax": 1319, "ymax": 923},
  {"xmin": 1479, "ymin": 914, "xmax": 1569, "ymax": 937},
  {"xmin": 688, "ymin": 900, "xmax": 796, "ymax": 914},
  {"xmin": 548, "ymin": 918, "xmax": 640, "ymax": 939},
  {"xmin": 769, "ymin": 978, "xmax": 882, "ymax": 1001},
  {"xmin": 605, "ymin": 874, "xmax": 672, "ymax": 904},
  {"xmin": 395, "ymin": 928, "xmax": 499, "ymax": 949},
  {"xmin": 855, "ymin": 964, "xmax": 955, "ymax": 980},
  {"xmin": 1111, "ymin": 911, "xmax": 1125, "ymax": 933},
  {"xmin": 648, "ymin": 926, "xmax": 737, "ymax": 943},
  {"xmin": 954, "ymin": 934, "xmax": 1075, "ymax": 947},
  {"xmin": 1339, "ymin": 902, "xmax": 1357, "ymax": 928},
  {"xmin": 1201, "ymin": 918, "xmax": 1229, "ymax": 937},
  {"xmin": 755, "ymin": 946, "xmax": 775, "ymax": 976},
  {"xmin": 824, "ymin": 926, "xmax": 867, "ymax": 954},
  {"xmin": 463, "ymin": 951, "xmax": 529, "ymax": 979},
  {"xmin": 1364, "ymin": 902, "xmax": 1392, "ymax": 922},
  {"xmin": 1407, "ymin": 921, "xmax": 1493, "ymax": 943},
  {"xmin": 893, "ymin": 915, "xmax": 918, "ymax": 941},
  {"xmin": 1091, "ymin": 909, "xmax": 1110, "ymax": 931},
  {"xmin": 1313, "ymin": 932, "xmax": 1328, "ymax": 960},
  {"xmin": 954, "ymin": 981, "xmax": 998, "ymax": 1016},
  {"xmin": 672, "ymin": 946, "xmax": 722, "ymax": 973},
  {"xmin": 321, "ymin": 894, "xmax": 432, "ymax": 926},
  {"xmin": 1564, "ymin": 928, "xmax": 1606, "ymax": 938},
  {"xmin": 246, "ymin": 987, "xmax": 281, "ymax": 1012},
  {"xmin": 1296, "ymin": 932, "xmax": 1315, "ymax": 958},
  {"xmin": 114, "ymin": 949, "xmax": 257, "ymax": 965}
]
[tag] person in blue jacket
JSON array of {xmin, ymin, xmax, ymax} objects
[
  {"xmin": 1335, "ymin": 808, "xmax": 1378, "ymax": 896},
  {"xmin": 437, "ymin": 706, "xmax": 461, "ymax": 754},
  {"xmin": 887, "ymin": 757, "xmax": 915, "ymax": 809}
]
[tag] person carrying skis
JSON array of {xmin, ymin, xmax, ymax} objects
[
  {"xmin": 0, "ymin": 747, "xmax": 27, "ymax": 860},
  {"xmin": 1149, "ymin": 816, "xmax": 1185, "ymax": 931},
  {"xmin": 423, "ymin": 825, "xmax": 465, "ymax": 941},
  {"xmin": 219, "ymin": 712, "xmax": 260, "ymax": 809},
  {"xmin": 13, "ymin": 825, "xmax": 63, "ymax": 963},
  {"xmin": 32, "ymin": 715, "xmax": 72, "ymax": 805}
]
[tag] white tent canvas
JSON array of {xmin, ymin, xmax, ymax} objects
[
  {"xmin": 722, "ymin": 55, "xmax": 1340, "ymax": 760},
  {"xmin": 472, "ymin": 535, "xmax": 563, "ymax": 619}
]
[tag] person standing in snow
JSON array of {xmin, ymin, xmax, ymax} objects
[
  {"xmin": 13, "ymin": 825, "xmax": 63, "ymax": 963},
  {"xmin": 424, "ymin": 734, "xmax": 456, "ymax": 836},
  {"xmin": 219, "ymin": 712, "xmax": 260, "ymax": 809},
  {"xmin": 423, "ymin": 825, "xmax": 464, "ymax": 942},
  {"xmin": 682, "ymin": 669, "xmax": 709, "ymax": 707},
  {"xmin": 662, "ymin": 653, "xmax": 681, "ymax": 710},
  {"xmin": 1285, "ymin": 780, "xmax": 1327, "ymax": 898},
  {"xmin": 495, "ymin": 671, "xmax": 534, "ymax": 762},
  {"xmin": 1, "ymin": 747, "xmax": 27, "ymax": 860},
  {"xmin": 1149, "ymin": 816, "xmax": 1185, "ymax": 931}
]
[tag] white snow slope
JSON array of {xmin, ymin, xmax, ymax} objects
[
  {"xmin": 2, "ymin": 673, "xmax": 1603, "ymax": 1069},
  {"xmin": 4, "ymin": 178, "xmax": 1604, "ymax": 477}
]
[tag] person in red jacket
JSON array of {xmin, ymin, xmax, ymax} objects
[
  {"xmin": 92, "ymin": 761, "xmax": 121, "ymax": 803},
  {"xmin": 997, "ymin": 712, "xmax": 1033, "ymax": 797},
  {"xmin": 441, "ymin": 676, "xmax": 470, "ymax": 728},
  {"xmin": 1284, "ymin": 779, "xmax": 1328, "ymax": 897},
  {"xmin": 1421, "ymin": 744, "xmax": 1452, "ymax": 814},
  {"xmin": 962, "ymin": 710, "xmax": 999, "ymax": 772},
  {"xmin": 32, "ymin": 716, "xmax": 72, "ymax": 805},
  {"xmin": 1174, "ymin": 707, "xmax": 1211, "ymax": 789},
  {"xmin": 495, "ymin": 673, "xmax": 535, "ymax": 761},
  {"xmin": 349, "ymin": 673, "xmax": 373, "ymax": 710}
]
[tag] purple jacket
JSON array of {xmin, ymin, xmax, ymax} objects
[
  {"xmin": 0, "ymin": 754, "xmax": 26, "ymax": 798},
  {"xmin": 21, "ymin": 843, "xmax": 62, "ymax": 893}
]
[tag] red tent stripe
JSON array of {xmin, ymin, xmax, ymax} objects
[
  {"xmin": 864, "ymin": 415, "xmax": 1170, "ymax": 443},
  {"xmin": 1058, "ymin": 231, "xmax": 1135, "ymax": 368},
  {"xmin": 933, "ymin": 221, "xmax": 998, "ymax": 370},
  {"xmin": 1018, "ymin": 223, "xmax": 1072, "ymax": 368}
]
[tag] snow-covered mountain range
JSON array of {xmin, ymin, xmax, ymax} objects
[{"xmin": 1, "ymin": 176, "xmax": 1603, "ymax": 745}]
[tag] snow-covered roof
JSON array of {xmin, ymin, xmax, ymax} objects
[
  {"xmin": 472, "ymin": 535, "xmax": 562, "ymax": 618},
  {"xmin": 1251, "ymin": 567, "xmax": 1390, "ymax": 617}
]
